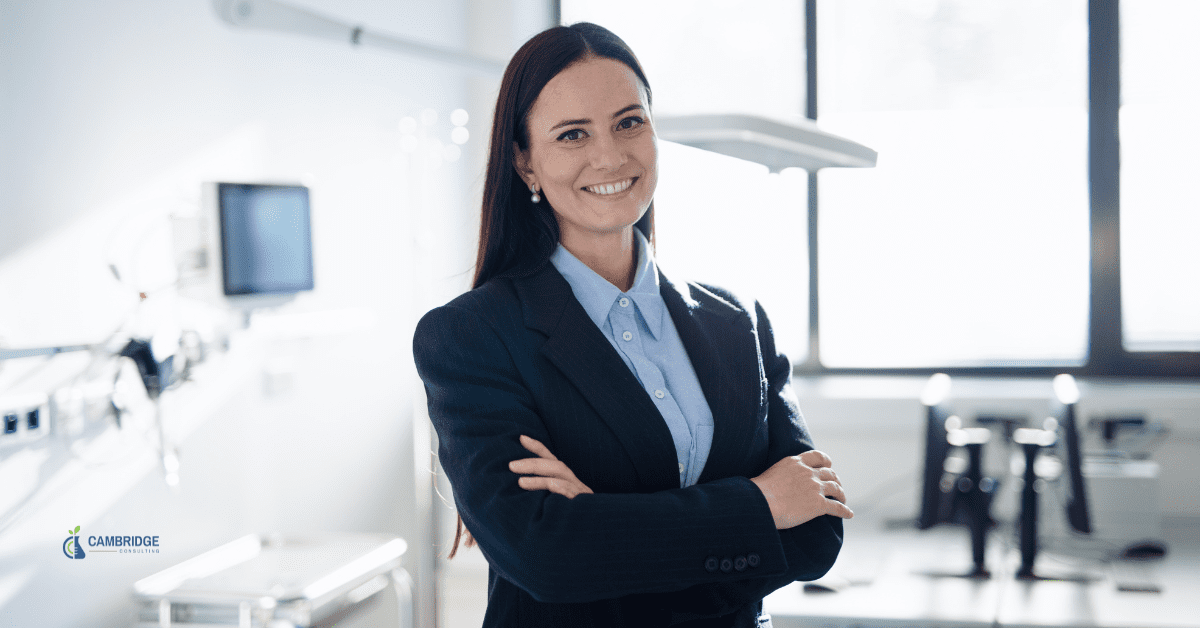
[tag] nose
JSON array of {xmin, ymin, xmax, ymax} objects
[{"xmin": 588, "ymin": 131, "xmax": 627, "ymax": 172}]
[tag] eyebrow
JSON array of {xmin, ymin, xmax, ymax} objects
[{"xmin": 548, "ymin": 104, "xmax": 645, "ymax": 132}]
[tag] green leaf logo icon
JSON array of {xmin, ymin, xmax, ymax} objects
[{"xmin": 73, "ymin": 525, "xmax": 80, "ymax": 534}]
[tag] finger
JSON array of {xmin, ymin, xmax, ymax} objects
[
  {"xmin": 518, "ymin": 475, "xmax": 583, "ymax": 498},
  {"xmin": 824, "ymin": 497, "xmax": 855, "ymax": 519},
  {"xmin": 822, "ymin": 480, "xmax": 848, "ymax": 505},
  {"xmin": 518, "ymin": 475, "xmax": 551, "ymax": 492},
  {"xmin": 519, "ymin": 435, "xmax": 559, "ymax": 461},
  {"xmin": 800, "ymin": 449, "xmax": 833, "ymax": 469},
  {"xmin": 515, "ymin": 467, "xmax": 593, "ymax": 496},
  {"xmin": 510, "ymin": 458, "xmax": 573, "ymax": 478},
  {"xmin": 816, "ymin": 467, "xmax": 840, "ymax": 483}
]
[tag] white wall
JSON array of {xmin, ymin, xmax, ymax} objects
[
  {"xmin": 3, "ymin": 4, "xmax": 1196, "ymax": 628},
  {"xmin": 0, "ymin": 1, "xmax": 485, "ymax": 626}
]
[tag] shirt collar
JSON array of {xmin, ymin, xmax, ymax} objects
[{"xmin": 549, "ymin": 229, "xmax": 665, "ymax": 339}]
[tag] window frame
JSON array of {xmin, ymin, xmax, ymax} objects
[
  {"xmin": 553, "ymin": 0, "xmax": 1200, "ymax": 379},
  {"xmin": 797, "ymin": 0, "xmax": 1199, "ymax": 379}
]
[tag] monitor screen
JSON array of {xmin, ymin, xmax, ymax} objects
[
  {"xmin": 217, "ymin": 183, "xmax": 314, "ymax": 296},
  {"xmin": 1051, "ymin": 374, "xmax": 1091, "ymax": 535},
  {"xmin": 917, "ymin": 402, "xmax": 955, "ymax": 529},
  {"xmin": 1058, "ymin": 400, "xmax": 1092, "ymax": 535}
]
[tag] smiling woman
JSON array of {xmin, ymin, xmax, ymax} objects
[
  {"xmin": 513, "ymin": 57, "xmax": 658, "ymax": 290},
  {"xmin": 413, "ymin": 22, "xmax": 850, "ymax": 628}
]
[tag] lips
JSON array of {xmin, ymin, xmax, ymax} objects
[{"xmin": 582, "ymin": 177, "xmax": 636, "ymax": 196}]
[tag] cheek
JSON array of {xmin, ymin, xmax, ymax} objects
[
  {"xmin": 638, "ymin": 139, "xmax": 659, "ymax": 197},
  {"xmin": 539, "ymin": 153, "xmax": 584, "ymax": 189}
]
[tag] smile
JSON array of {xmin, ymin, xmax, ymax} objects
[{"xmin": 582, "ymin": 178, "xmax": 635, "ymax": 196}]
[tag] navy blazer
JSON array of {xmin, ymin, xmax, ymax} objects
[{"xmin": 413, "ymin": 261, "xmax": 843, "ymax": 627}]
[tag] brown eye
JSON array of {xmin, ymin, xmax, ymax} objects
[
  {"xmin": 617, "ymin": 116, "xmax": 644, "ymax": 130},
  {"xmin": 557, "ymin": 129, "xmax": 587, "ymax": 142}
]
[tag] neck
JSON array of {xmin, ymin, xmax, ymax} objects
[{"xmin": 560, "ymin": 227, "xmax": 637, "ymax": 292}]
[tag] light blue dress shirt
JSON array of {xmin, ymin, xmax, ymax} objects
[{"xmin": 549, "ymin": 230, "xmax": 714, "ymax": 487}]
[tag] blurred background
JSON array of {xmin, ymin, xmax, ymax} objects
[{"xmin": 1, "ymin": 1, "xmax": 1197, "ymax": 627}]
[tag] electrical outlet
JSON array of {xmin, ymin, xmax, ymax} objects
[{"xmin": 0, "ymin": 392, "xmax": 51, "ymax": 450}]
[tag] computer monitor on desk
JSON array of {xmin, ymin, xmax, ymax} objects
[
  {"xmin": 914, "ymin": 374, "xmax": 1093, "ymax": 579},
  {"xmin": 766, "ymin": 375, "xmax": 1186, "ymax": 627},
  {"xmin": 1012, "ymin": 374, "xmax": 1093, "ymax": 580},
  {"xmin": 916, "ymin": 374, "xmax": 956, "ymax": 530},
  {"xmin": 915, "ymin": 374, "xmax": 997, "ymax": 577},
  {"xmin": 1053, "ymin": 374, "xmax": 1092, "ymax": 537}
]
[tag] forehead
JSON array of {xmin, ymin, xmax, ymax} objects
[{"xmin": 527, "ymin": 57, "xmax": 648, "ymax": 127}]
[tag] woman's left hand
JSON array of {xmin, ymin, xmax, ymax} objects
[{"xmin": 509, "ymin": 435, "xmax": 594, "ymax": 499}]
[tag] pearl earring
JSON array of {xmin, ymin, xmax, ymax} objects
[{"xmin": 530, "ymin": 184, "xmax": 541, "ymax": 204}]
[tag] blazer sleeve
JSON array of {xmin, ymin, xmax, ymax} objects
[
  {"xmin": 414, "ymin": 302, "xmax": 798, "ymax": 605},
  {"xmin": 658, "ymin": 300, "xmax": 844, "ymax": 622}
]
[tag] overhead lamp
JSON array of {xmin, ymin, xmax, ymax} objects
[{"xmin": 655, "ymin": 113, "xmax": 877, "ymax": 173}]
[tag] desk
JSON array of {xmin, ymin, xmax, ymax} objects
[{"xmin": 763, "ymin": 520, "xmax": 1199, "ymax": 628}]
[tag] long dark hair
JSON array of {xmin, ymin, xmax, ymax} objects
[
  {"xmin": 449, "ymin": 22, "xmax": 655, "ymax": 559},
  {"xmin": 471, "ymin": 22, "xmax": 655, "ymax": 290}
]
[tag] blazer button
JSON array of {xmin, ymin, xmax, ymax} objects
[
  {"xmin": 720, "ymin": 558, "xmax": 733, "ymax": 573},
  {"xmin": 705, "ymin": 557, "xmax": 719, "ymax": 572},
  {"xmin": 734, "ymin": 556, "xmax": 748, "ymax": 572},
  {"xmin": 747, "ymin": 553, "xmax": 760, "ymax": 568}
]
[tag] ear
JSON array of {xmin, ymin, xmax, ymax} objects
[{"xmin": 512, "ymin": 141, "xmax": 534, "ymax": 188}]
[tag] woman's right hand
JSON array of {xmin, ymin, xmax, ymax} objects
[{"xmin": 750, "ymin": 450, "xmax": 853, "ymax": 529}]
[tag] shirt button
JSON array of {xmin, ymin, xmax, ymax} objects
[
  {"xmin": 622, "ymin": 331, "xmax": 633, "ymax": 341},
  {"xmin": 720, "ymin": 558, "xmax": 734, "ymax": 573},
  {"xmin": 619, "ymin": 297, "xmax": 630, "ymax": 307},
  {"xmin": 734, "ymin": 556, "xmax": 748, "ymax": 572},
  {"xmin": 678, "ymin": 462, "xmax": 684, "ymax": 473},
  {"xmin": 705, "ymin": 557, "xmax": 719, "ymax": 572},
  {"xmin": 747, "ymin": 553, "xmax": 760, "ymax": 568},
  {"xmin": 654, "ymin": 389, "xmax": 665, "ymax": 399}
]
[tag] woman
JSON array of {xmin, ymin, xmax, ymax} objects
[{"xmin": 413, "ymin": 22, "xmax": 851, "ymax": 627}]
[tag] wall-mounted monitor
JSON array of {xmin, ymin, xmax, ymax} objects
[{"xmin": 178, "ymin": 182, "xmax": 314, "ymax": 312}]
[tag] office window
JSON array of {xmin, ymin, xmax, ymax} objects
[
  {"xmin": 654, "ymin": 145, "xmax": 809, "ymax": 361},
  {"xmin": 560, "ymin": 0, "xmax": 806, "ymax": 120},
  {"xmin": 1120, "ymin": 0, "xmax": 1200, "ymax": 352},
  {"xmin": 560, "ymin": 1, "xmax": 811, "ymax": 362},
  {"xmin": 817, "ymin": 0, "xmax": 1090, "ymax": 367}
]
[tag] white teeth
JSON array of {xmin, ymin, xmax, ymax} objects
[{"xmin": 585, "ymin": 179, "xmax": 633, "ymax": 195}]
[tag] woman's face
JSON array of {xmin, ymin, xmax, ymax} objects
[{"xmin": 515, "ymin": 56, "xmax": 657, "ymax": 249}]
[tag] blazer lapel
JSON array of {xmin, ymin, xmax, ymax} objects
[
  {"xmin": 658, "ymin": 271, "xmax": 763, "ymax": 484},
  {"xmin": 513, "ymin": 264, "xmax": 681, "ymax": 491}
]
